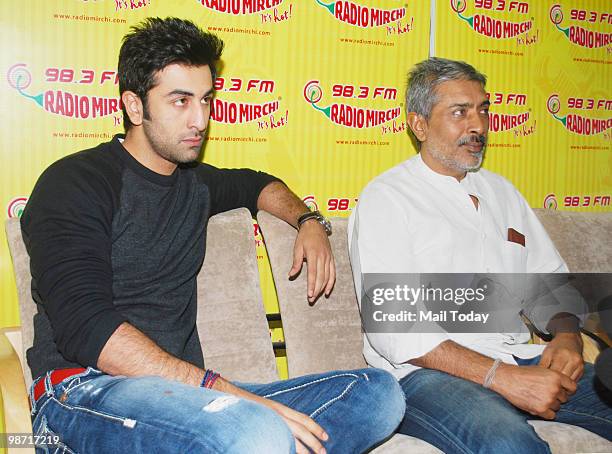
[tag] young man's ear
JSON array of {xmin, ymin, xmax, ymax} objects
[
  {"xmin": 121, "ymin": 91, "xmax": 144, "ymax": 126},
  {"xmin": 406, "ymin": 112, "xmax": 428, "ymax": 143}
]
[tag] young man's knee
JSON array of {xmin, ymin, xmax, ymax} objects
[
  {"xmin": 363, "ymin": 368, "xmax": 406, "ymax": 426},
  {"xmin": 342, "ymin": 368, "xmax": 405, "ymax": 436},
  {"xmin": 223, "ymin": 401, "xmax": 295, "ymax": 454}
]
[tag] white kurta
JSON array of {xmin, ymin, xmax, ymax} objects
[{"xmin": 348, "ymin": 153, "xmax": 577, "ymax": 379}]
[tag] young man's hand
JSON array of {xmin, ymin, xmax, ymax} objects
[
  {"xmin": 259, "ymin": 397, "xmax": 329, "ymax": 454},
  {"xmin": 255, "ymin": 181, "xmax": 336, "ymax": 303},
  {"xmin": 289, "ymin": 219, "xmax": 335, "ymax": 303},
  {"xmin": 215, "ymin": 378, "xmax": 328, "ymax": 454}
]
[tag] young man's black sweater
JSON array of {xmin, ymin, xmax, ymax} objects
[{"xmin": 21, "ymin": 135, "xmax": 279, "ymax": 380}]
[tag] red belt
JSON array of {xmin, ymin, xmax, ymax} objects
[{"xmin": 32, "ymin": 368, "xmax": 86, "ymax": 403}]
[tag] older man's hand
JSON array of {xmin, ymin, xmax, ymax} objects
[
  {"xmin": 539, "ymin": 332, "xmax": 584, "ymax": 382},
  {"xmin": 492, "ymin": 363, "xmax": 577, "ymax": 420},
  {"xmin": 288, "ymin": 220, "xmax": 335, "ymax": 303}
]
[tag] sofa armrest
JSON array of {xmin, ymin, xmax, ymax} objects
[{"xmin": 0, "ymin": 331, "xmax": 34, "ymax": 454}]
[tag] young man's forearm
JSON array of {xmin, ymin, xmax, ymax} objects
[
  {"xmin": 257, "ymin": 181, "xmax": 308, "ymax": 227},
  {"xmin": 97, "ymin": 322, "xmax": 204, "ymax": 385},
  {"xmin": 97, "ymin": 322, "xmax": 328, "ymax": 452},
  {"xmin": 98, "ymin": 323, "xmax": 295, "ymax": 397},
  {"xmin": 98, "ymin": 323, "xmax": 303, "ymax": 398}
]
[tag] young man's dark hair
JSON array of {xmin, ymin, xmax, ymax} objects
[{"xmin": 118, "ymin": 17, "xmax": 224, "ymax": 131}]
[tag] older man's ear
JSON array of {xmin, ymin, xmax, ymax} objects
[{"xmin": 406, "ymin": 112, "xmax": 427, "ymax": 143}]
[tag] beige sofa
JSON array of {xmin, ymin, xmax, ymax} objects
[
  {"xmin": 1, "ymin": 208, "xmax": 611, "ymax": 453},
  {"xmin": 1, "ymin": 208, "xmax": 278, "ymax": 454},
  {"xmin": 257, "ymin": 208, "xmax": 612, "ymax": 454}
]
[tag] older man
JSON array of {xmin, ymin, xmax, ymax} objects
[{"xmin": 349, "ymin": 57, "xmax": 611, "ymax": 453}]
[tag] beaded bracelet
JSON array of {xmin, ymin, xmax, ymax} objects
[{"xmin": 200, "ymin": 369, "xmax": 221, "ymax": 389}]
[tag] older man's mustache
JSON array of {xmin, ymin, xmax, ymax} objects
[{"xmin": 457, "ymin": 135, "xmax": 487, "ymax": 146}]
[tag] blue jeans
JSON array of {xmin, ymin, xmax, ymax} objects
[
  {"xmin": 31, "ymin": 367, "xmax": 405, "ymax": 453},
  {"xmin": 398, "ymin": 356, "xmax": 612, "ymax": 454}
]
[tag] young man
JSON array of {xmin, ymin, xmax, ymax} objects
[
  {"xmin": 22, "ymin": 18, "xmax": 405, "ymax": 453},
  {"xmin": 349, "ymin": 57, "xmax": 611, "ymax": 453}
]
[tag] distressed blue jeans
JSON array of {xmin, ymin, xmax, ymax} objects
[
  {"xmin": 31, "ymin": 367, "xmax": 405, "ymax": 453},
  {"xmin": 398, "ymin": 356, "xmax": 612, "ymax": 454}
]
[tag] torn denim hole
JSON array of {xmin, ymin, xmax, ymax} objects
[{"xmin": 203, "ymin": 395, "xmax": 240, "ymax": 413}]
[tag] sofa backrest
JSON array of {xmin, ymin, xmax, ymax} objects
[
  {"xmin": 197, "ymin": 208, "xmax": 278, "ymax": 382},
  {"xmin": 5, "ymin": 207, "xmax": 277, "ymax": 387},
  {"xmin": 533, "ymin": 209, "xmax": 612, "ymax": 272},
  {"xmin": 258, "ymin": 211, "xmax": 367, "ymax": 378},
  {"xmin": 258, "ymin": 209, "xmax": 612, "ymax": 377}
]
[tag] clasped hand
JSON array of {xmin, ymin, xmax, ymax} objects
[{"xmin": 492, "ymin": 332, "xmax": 584, "ymax": 420}]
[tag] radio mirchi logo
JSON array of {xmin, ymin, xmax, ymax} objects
[
  {"xmin": 314, "ymin": 0, "xmax": 406, "ymax": 28},
  {"xmin": 488, "ymin": 91, "xmax": 535, "ymax": 137},
  {"xmin": 198, "ymin": 0, "xmax": 285, "ymax": 15},
  {"xmin": 303, "ymin": 80, "xmax": 400, "ymax": 129},
  {"xmin": 211, "ymin": 76, "xmax": 288, "ymax": 129},
  {"xmin": 7, "ymin": 197, "xmax": 28, "ymax": 219},
  {"xmin": 6, "ymin": 63, "xmax": 121, "ymax": 120},
  {"xmin": 303, "ymin": 195, "xmax": 319, "ymax": 211},
  {"xmin": 549, "ymin": 4, "xmax": 612, "ymax": 49},
  {"xmin": 450, "ymin": 0, "xmax": 533, "ymax": 39},
  {"xmin": 546, "ymin": 94, "xmax": 612, "ymax": 136},
  {"xmin": 543, "ymin": 193, "xmax": 557, "ymax": 210}
]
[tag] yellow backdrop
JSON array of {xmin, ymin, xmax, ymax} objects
[
  {"xmin": 0, "ymin": 1, "xmax": 609, "ymax": 377},
  {"xmin": 437, "ymin": 0, "xmax": 611, "ymax": 209}
]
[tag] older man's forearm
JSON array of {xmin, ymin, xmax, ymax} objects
[{"xmin": 407, "ymin": 339, "xmax": 495, "ymax": 384}]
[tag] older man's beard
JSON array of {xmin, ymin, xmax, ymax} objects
[
  {"xmin": 458, "ymin": 134, "xmax": 486, "ymax": 170},
  {"xmin": 429, "ymin": 134, "xmax": 487, "ymax": 173}
]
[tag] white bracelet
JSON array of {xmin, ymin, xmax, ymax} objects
[{"xmin": 483, "ymin": 358, "xmax": 502, "ymax": 389}]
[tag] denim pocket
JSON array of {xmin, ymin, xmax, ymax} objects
[
  {"xmin": 34, "ymin": 415, "xmax": 76, "ymax": 454},
  {"xmin": 46, "ymin": 372, "xmax": 138, "ymax": 429},
  {"xmin": 53, "ymin": 396, "xmax": 137, "ymax": 428}
]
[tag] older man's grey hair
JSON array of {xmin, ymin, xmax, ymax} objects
[{"xmin": 405, "ymin": 58, "xmax": 487, "ymax": 149}]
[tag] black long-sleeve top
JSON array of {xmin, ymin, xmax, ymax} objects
[{"xmin": 21, "ymin": 135, "xmax": 280, "ymax": 380}]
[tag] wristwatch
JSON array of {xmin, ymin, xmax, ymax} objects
[{"xmin": 297, "ymin": 210, "xmax": 332, "ymax": 236}]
